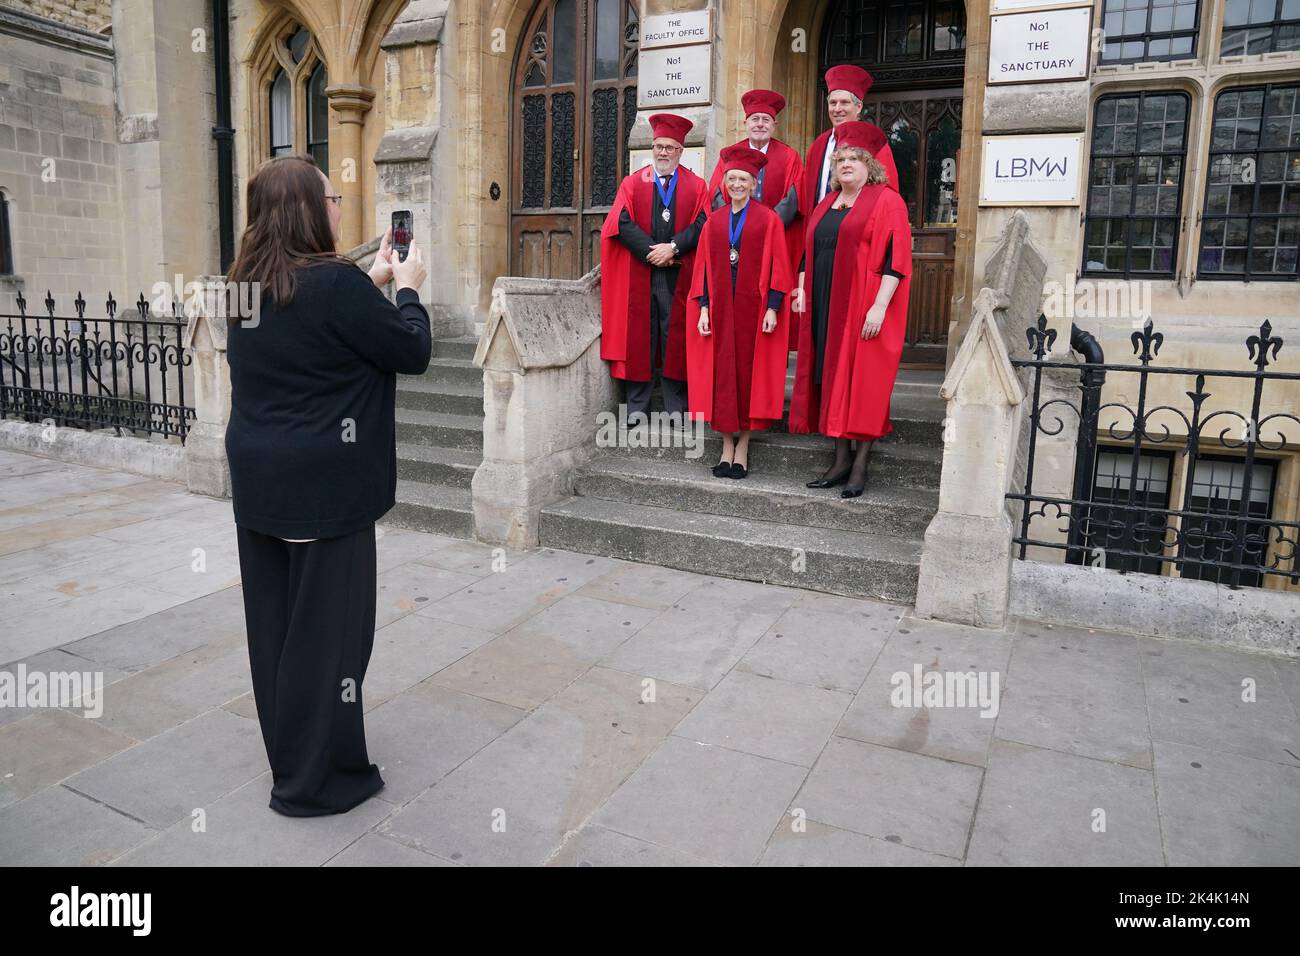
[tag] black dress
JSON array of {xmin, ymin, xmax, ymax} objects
[{"xmin": 807, "ymin": 212, "xmax": 901, "ymax": 386}]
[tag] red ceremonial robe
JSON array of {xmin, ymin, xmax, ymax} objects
[
  {"xmin": 706, "ymin": 139, "xmax": 805, "ymax": 349},
  {"xmin": 802, "ymin": 127, "xmax": 901, "ymax": 217},
  {"xmin": 789, "ymin": 184, "xmax": 912, "ymax": 441},
  {"xmin": 599, "ymin": 165, "xmax": 708, "ymax": 382},
  {"xmin": 685, "ymin": 201, "xmax": 792, "ymax": 433}
]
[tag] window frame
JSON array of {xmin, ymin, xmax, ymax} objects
[
  {"xmin": 1176, "ymin": 452, "xmax": 1279, "ymax": 586},
  {"xmin": 0, "ymin": 191, "xmax": 14, "ymax": 276},
  {"xmin": 1197, "ymin": 82, "xmax": 1300, "ymax": 282},
  {"xmin": 1083, "ymin": 90, "xmax": 1191, "ymax": 279},
  {"xmin": 1099, "ymin": 0, "xmax": 1202, "ymax": 65},
  {"xmin": 256, "ymin": 22, "xmax": 329, "ymax": 169},
  {"xmin": 1084, "ymin": 446, "xmax": 1177, "ymax": 575},
  {"xmin": 1219, "ymin": 0, "xmax": 1300, "ymax": 57}
]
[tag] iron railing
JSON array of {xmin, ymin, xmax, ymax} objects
[
  {"xmin": 0, "ymin": 290, "xmax": 195, "ymax": 442},
  {"xmin": 1008, "ymin": 315, "xmax": 1300, "ymax": 589}
]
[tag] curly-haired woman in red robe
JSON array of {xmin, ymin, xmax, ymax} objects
[{"xmin": 790, "ymin": 121, "xmax": 911, "ymax": 498}]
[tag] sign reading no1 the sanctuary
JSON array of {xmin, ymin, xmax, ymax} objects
[
  {"xmin": 638, "ymin": 42, "xmax": 711, "ymax": 107},
  {"xmin": 979, "ymin": 134, "xmax": 1083, "ymax": 205},
  {"xmin": 988, "ymin": 6, "xmax": 1091, "ymax": 84}
]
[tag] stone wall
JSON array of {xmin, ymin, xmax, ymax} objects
[
  {"xmin": 0, "ymin": 0, "xmax": 111, "ymax": 32},
  {"xmin": 0, "ymin": 6, "xmax": 123, "ymax": 308}
]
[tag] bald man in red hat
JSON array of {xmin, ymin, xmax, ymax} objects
[
  {"xmin": 599, "ymin": 113, "xmax": 709, "ymax": 420},
  {"xmin": 803, "ymin": 65, "xmax": 874, "ymax": 218},
  {"xmin": 706, "ymin": 89, "xmax": 805, "ymax": 350}
]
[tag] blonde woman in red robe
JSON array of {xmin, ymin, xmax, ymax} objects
[
  {"xmin": 686, "ymin": 144, "xmax": 793, "ymax": 479},
  {"xmin": 790, "ymin": 121, "xmax": 911, "ymax": 498}
]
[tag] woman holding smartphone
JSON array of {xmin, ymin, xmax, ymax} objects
[{"xmin": 224, "ymin": 155, "xmax": 430, "ymax": 816}]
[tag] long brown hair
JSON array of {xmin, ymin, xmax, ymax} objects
[{"xmin": 227, "ymin": 155, "xmax": 352, "ymax": 307}]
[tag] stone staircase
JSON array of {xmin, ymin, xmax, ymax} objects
[
  {"xmin": 537, "ymin": 365, "xmax": 947, "ymax": 604},
  {"xmin": 384, "ymin": 336, "xmax": 482, "ymax": 537}
]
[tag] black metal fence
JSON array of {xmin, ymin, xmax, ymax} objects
[
  {"xmin": 0, "ymin": 290, "xmax": 195, "ymax": 442},
  {"xmin": 1008, "ymin": 315, "xmax": 1300, "ymax": 589}
]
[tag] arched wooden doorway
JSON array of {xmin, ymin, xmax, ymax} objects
[
  {"xmin": 820, "ymin": 0, "xmax": 966, "ymax": 366},
  {"xmin": 509, "ymin": 0, "xmax": 640, "ymax": 278}
]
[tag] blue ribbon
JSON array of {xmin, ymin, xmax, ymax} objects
[
  {"xmin": 650, "ymin": 171, "xmax": 681, "ymax": 218},
  {"xmin": 728, "ymin": 199, "xmax": 751, "ymax": 252}
]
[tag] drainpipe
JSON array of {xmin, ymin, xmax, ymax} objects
[
  {"xmin": 211, "ymin": 0, "xmax": 235, "ymax": 273},
  {"xmin": 1066, "ymin": 323, "xmax": 1106, "ymax": 564}
]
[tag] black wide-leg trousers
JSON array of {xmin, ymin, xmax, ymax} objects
[{"xmin": 235, "ymin": 522, "xmax": 385, "ymax": 817}]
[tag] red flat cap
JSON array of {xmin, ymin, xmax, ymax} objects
[
  {"xmin": 824, "ymin": 64, "xmax": 873, "ymax": 102},
  {"xmin": 741, "ymin": 89, "xmax": 786, "ymax": 119},
  {"xmin": 648, "ymin": 113, "xmax": 693, "ymax": 146},
  {"xmin": 719, "ymin": 143, "xmax": 770, "ymax": 179}
]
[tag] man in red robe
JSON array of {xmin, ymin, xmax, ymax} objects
[
  {"xmin": 599, "ymin": 113, "xmax": 709, "ymax": 420},
  {"xmin": 802, "ymin": 65, "xmax": 873, "ymax": 219},
  {"xmin": 706, "ymin": 90, "xmax": 803, "ymax": 350}
]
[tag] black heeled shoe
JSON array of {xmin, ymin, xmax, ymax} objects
[
  {"xmin": 841, "ymin": 483, "xmax": 865, "ymax": 499},
  {"xmin": 728, "ymin": 462, "xmax": 748, "ymax": 479},
  {"xmin": 712, "ymin": 460, "xmax": 732, "ymax": 478},
  {"xmin": 806, "ymin": 468, "xmax": 850, "ymax": 489}
]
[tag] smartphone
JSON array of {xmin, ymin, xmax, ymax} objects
[{"xmin": 391, "ymin": 210, "xmax": 413, "ymax": 262}]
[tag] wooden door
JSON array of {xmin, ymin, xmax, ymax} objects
[{"xmin": 510, "ymin": 0, "xmax": 640, "ymax": 278}]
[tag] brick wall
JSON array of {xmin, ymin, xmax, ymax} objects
[{"xmin": 0, "ymin": 0, "xmax": 112, "ymax": 33}]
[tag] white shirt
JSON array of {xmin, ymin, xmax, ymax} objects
[{"xmin": 818, "ymin": 131, "xmax": 837, "ymax": 203}]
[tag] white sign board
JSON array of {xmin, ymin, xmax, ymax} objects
[
  {"xmin": 979, "ymin": 134, "xmax": 1083, "ymax": 206},
  {"xmin": 988, "ymin": 7, "xmax": 1092, "ymax": 84},
  {"xmin": 991, "ymin": 0, "xmax": 1087, "ymax": 11},
  {"xmin": 631, "ymin": 147, "xmax": 706, "ymax": 179},
  {"xmin": 637, "ymin": 45, "xmax": 711, "ymax": 108},
  {"xmin": 641, "ymin": 10, "xmax": 711, "ymax": 49}
]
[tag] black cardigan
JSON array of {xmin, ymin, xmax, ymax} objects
[{"xmin": 225, "ymin": 260, "xmax": 432, "ymax": 539}]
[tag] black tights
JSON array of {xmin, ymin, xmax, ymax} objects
[{"xmin": 819, "ymin": 437, "xmax": 872, "ymax": 486}]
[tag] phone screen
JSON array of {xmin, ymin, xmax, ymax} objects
[{"xmin": 391, "ymin": 210, "xmax": 413, "ymax": 262}]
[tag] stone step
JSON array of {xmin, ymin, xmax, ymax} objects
[
  {"xmin": 396, "ymin": 443, "xmax": 480, "ymax": 488},
  {"xmin": 396, "ymin": 376, "xmax": 483, "ymax": 416},
  {"xmin": 435, "ymin": 336, "xmax": 479, "ymax": 361},
  {"xmin": 394, "ymin": 408, "xmax": 483, "ymax": 450},
  {"xmin": 383, "ymin": 480, "xmax": 474, "ymax": 538},
  {"xmin": 609, "ymin": 427, "xmax": 943, "ymax": 487},
  {"xmin": 422, "ymin": 355, "xmax": 481, "ymax": 387},
  {"xmin": 576, "ymin": 454, "xmax": 937, "ymax": 539},
  {"xmin": 539, "ymin": 496, "xmax": 921, "ymax": 604}
]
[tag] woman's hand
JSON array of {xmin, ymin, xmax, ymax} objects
[
  {"xmin": 368, "ymin": 229, "xmax": 394, "ymax": 288},
  {"xmin": 697, "ymin": 307, "xmax": 711, "ymax": 336},
  {"xmin": 792, "ymin": 275, "xmax": 805, "ymax": 313},
  {"xmin": 762, "ymin": 308, "xmax": 777, "ymax": 334},
  {"xmin": 392, "ymin": 243, "xmax": 427, "ymax": 293},
  {"xmin": 862, "ymin": 303, "xmax": 886, "ymax": 340}
]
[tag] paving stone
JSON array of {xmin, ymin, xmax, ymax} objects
[
  {"xmin": 381, "ymin": 667, "xmax": 697, "ymax": 866},
  {"xmin": 736, "ymin": 591, "xmax": 899, "ymax": 692},
  {"xmin": 326, "ymin": 832, "xmax": 458, "ymax": 866},
  {"xmin": 601, "ymin": 577, "xmax": 801, "ymax": 690},
  {"xmin": 364, "ymin": 680, "xmax": 525, "ymax": 805},
  {"xmin": 374, "ymin": 561, "xmax": 480, "ymax": 629},
  {"xmin": 760, "ymin": 818, "xmax": 960, "ymax": 866},
  {"xmin": 0, "ymin": 648, "xmax": 128, "ymax": 728},
  {"xmin": 967, "ymin": 739, "xmax": 1163, "ymax": 866},
  {"xmin": 547, "ymin": 824, "xmax": 717, "ymax": 867},
  {"xmin": 591, "ymin": 735, "xmax": 807, "ymax": 866},
  {"xmin": 364, "ymin": 614, "xmax": 498, "ymax": 707},
  {"xmin": 112, "ymin": 771, "xmax": 393, "ymax": 866},
  {"xmin": 65, "ymin": 709, "xmax": 267, "ymax": 828},
  {"xmin": 1144, "ymin": 640, "xmax": 1300, "ymax": 767},
  {"xmin": 0, "ymin": 708, "xmax": 137, "ymax": 809},
  {"xmin": 574, "ymin": 562, "xmax": 710, "ymax": 610},
  {"xmin": 793, "ymin": 735, "xmax": 982, "ymax": 859},
  {"xmin": 836, "ymin": 617, "xmax": 1011, "ymax": 767},
  {"xmin": 673, "ymin": 670, "xmax": 851, "ymax": 767},
  {"xmin": 1153, "ymin": 739, "xmax": 1300, "ymax": 866},
  {"xmin": 2, "ymin": 584, "xmax": 189, "ymax": 664},
  {"xmin": 0, "ymin": 784, "xmax": 156, "ymax": 866}
]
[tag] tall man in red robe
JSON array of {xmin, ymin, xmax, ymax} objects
[
  {"xmin": 600, "ymin": 113, "xmax": 709, "ymax": 420},
  {"xmin": 802, "ymin": 65, "xmax": 874, "ymax": 218},
  {"xmin": 706, "ymin": 89, "xmax": 804, "ymax": 350}
]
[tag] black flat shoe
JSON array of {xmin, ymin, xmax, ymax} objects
[
  {"xmin": 728, "ymin": 462, "xmax": 748, "ymax": 479},
  {"xmin": 841, "ymin": 483, "xmax": 865, "ymax": 499},
  {"xmin": 806, "ymin": 469, "xmax": 849, "ymax": 489},
  {"xmin": 712, "ymin": 461, "xmax": 732, "ymax": 477}
]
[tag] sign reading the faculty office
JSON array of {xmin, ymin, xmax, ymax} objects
[
  {"xmin": 638, "ymin": 9, "xmax": 712, "ymax": 108},
  {"xmin": 640, "ymin": 10, "xmax": 710, "ymax": 49},
  {"xmin": 979, "ymin": 134, "xmax": 1083, "ymax": 206},
  {"xmin": 988, "ymin": 6, "xmax": 1091, "ymax": 84}
]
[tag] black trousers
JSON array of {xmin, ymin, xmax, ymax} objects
[
  {"xmin": 626, "ymin": 287, "xmax": 688, "ymax": 418},
  {"xmin": 235, "ymin": 522, "xmax": 385, "ymax": 816}
]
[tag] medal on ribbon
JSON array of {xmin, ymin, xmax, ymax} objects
[
  {"xmin": 728, "ymin": 199, "xmax": 750, "ymax": 268},
  {"xmin": 655, "ymin": 170, "xmax": 678, "ymax": 225}
]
